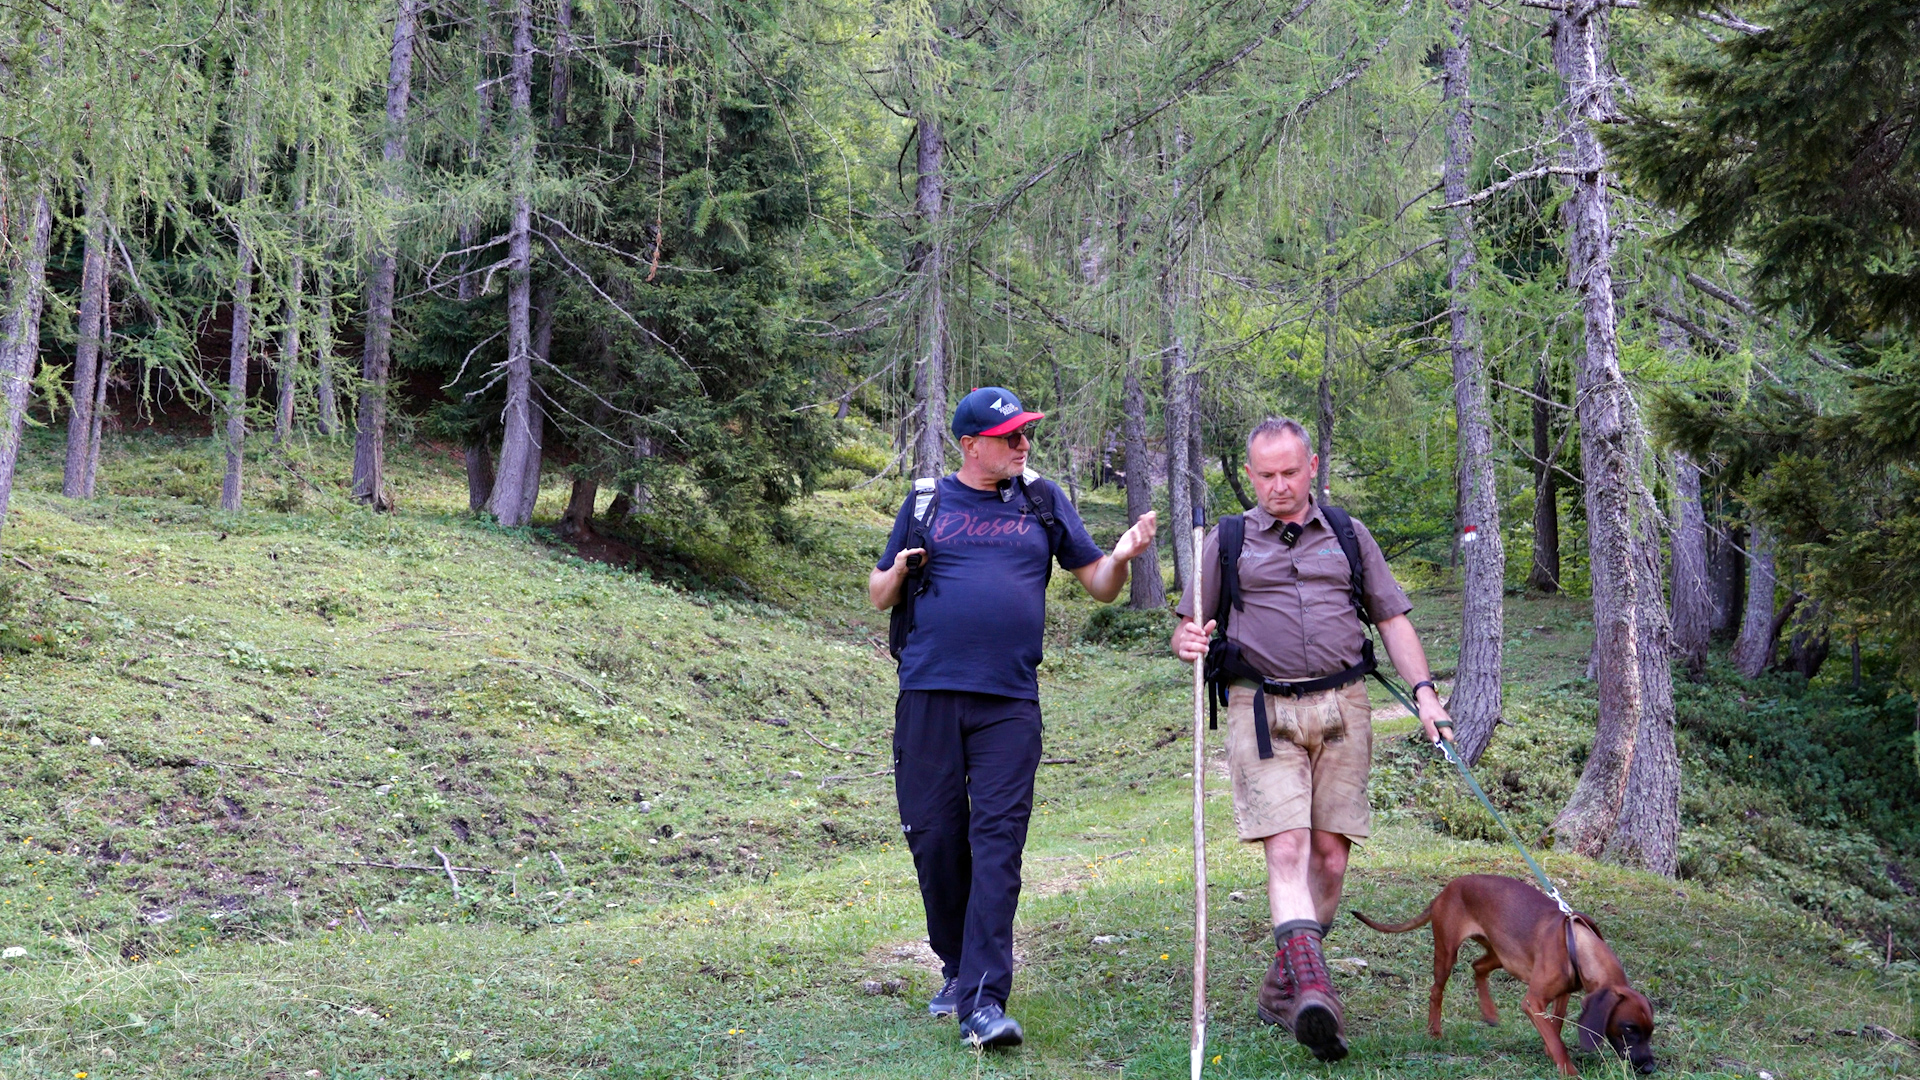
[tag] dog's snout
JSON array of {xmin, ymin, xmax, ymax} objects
[{"xmin": 1634, "ymin": 1056, "xmax": 1657, "ymax": 1075}]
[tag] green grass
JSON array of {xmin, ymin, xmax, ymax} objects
[{"xmin": 0, "ymin": 426, "xmax": 1913, "ymax": 1077}]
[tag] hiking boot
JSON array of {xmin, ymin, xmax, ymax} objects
[
  {"xmin": 959, "ymin": 1003, "xmax": 1025, "ymax": 1048},
  {"xmin": 1278, "ymin": 928, "xmax": 1348, "ymax": 1062},
  {"xmin": 928, "ymin": 977, "xmax": 962, "ymax": 1018},
  {"xmin": 1256, "ymin": 950, "xmax": 1297, "ymax": 1029}
]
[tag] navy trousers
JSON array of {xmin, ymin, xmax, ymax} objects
[{"xmin": 892, "ymin": 689, "xmax": 1042, "ymax": 1012}]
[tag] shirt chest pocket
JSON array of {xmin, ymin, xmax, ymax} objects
[{"xmin": 1296, "ymin": 548, "xmax": 1351, "ymax": 589}]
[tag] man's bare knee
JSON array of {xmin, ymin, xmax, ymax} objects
[{"xmin": 1309, "ymin": 830, "xmax": 1351, "ymax": 875}]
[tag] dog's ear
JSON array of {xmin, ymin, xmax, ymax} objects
[{"xmin": 1576, "ymin": 988, "xmax": 1618, "ymax": 1053}]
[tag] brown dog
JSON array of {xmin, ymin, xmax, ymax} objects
[{"xmin": 1353, "ymin": 875, "xmax": 1656, "ymax": 1075}]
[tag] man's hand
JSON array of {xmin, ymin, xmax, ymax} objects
[
  {"xmin": 868, "ymin": 547, "xmax": 927, "ymax": 610},
  {"xmin": 1111, "ymin": 511, "xmax": 1157, "ymax": 563},
  {"xmin": 1415, "ymin": 685, "xmax": 1450, "ymax": 745},
  {"xmin": 1171, "ymin": 615, "xmax": 1214, "ymax": 663}
]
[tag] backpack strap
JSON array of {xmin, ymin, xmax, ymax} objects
[
  {"xmin": 1215, "ymin": 514, "xmax": 1246, "ymax": 638},
  {"xmin": 1320, "ymin": 504, "xmax": 1372, "ymax": 627},
  {"xmin": 1203, "ymin": 514, "xmax": 1247, "ymax": 737},
  {"xmin": 888, "ymin": 477, "xmax": 942, "ymax": 662},
  {"xmin": 1013, "ymin": 470, "xmax": 1069, "ymax": 584}
]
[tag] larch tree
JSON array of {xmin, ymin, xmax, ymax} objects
[
  {"xmin": 1439, "ymin": 0, "xmax": 1503, "ymax": 765},
  {"xmin": 1547, "ymin": 0, "xmax": 1674, "ymax": 863},
  {"xmin": 63, "ymin": 180, "xmax": 112, "ymax": 497},
  {"xmin": 352, "ymin": 0, "xmax": 423, "ymax": 510},
  {"xmin": 485, "ymin": 0, "xmax": 539, "ymax": 526}
]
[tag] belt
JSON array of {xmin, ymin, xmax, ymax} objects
[{"xmin": 1231, "ymin": 643, "xmax": 1377, "ymax": 760}]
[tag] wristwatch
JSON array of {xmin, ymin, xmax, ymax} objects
[{"xmin": 1412, "ymin": 679, "xmax": 1438, "ymax": 699}]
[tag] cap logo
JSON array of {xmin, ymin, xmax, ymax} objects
[{"xmin": 990, "ymin": 397, "xmax": 1018, "ymax": 416}]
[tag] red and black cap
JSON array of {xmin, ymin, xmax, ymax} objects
[{"xmin": 951, "ymin": 386, "xmax": 1045, "ymax": 439}]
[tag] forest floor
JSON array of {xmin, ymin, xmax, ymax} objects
[{"xmin": 0, "ymin": 427, "xmax": 1913, "ymax": 1078}]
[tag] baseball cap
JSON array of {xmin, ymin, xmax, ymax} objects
[{"xmin": 951, "ymin": 386, "xmax": 1046, "ymax": 439}]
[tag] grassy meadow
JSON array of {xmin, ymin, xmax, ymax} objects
[{"xmin": 0, "ymin": 426, "xmax": 1912, "ymax": 1078}]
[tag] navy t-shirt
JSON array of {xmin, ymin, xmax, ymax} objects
[{"xmin": 878, "ymin": 475, "xmax": 1105, "ymax": 700}]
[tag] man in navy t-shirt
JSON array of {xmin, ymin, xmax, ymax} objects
[{"xmin": 869, "ymin": 386, "xmax": 1156, "ymax": 1048}]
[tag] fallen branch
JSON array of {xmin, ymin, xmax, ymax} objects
[
  {"xmin": 1040, "ymin": 757, "xmax": 1079, "ymax": 765},
  {"xmin": 820, "ymin": 767, "xmax": 893, "ymax": 785},
  {"xmin": 196, "ymin": 759, "xmax": 375, "ymax": 789},
  {"xmin": 433, "ymin": 846, "xmax": 462, "ymax": 896},
  {"xmin": 804, "ymin": 727, "xmax": 875, "ymax": 757},
  {"xmin": 1438, "ymin": 165, "xmax": 1584, "ymax": 209},
  {"xmin": 483, "ymin": 658, "xmax": 612, "ymax": 703},
  {"xmin": 315, "ymin": 858, "xmax": 498, "ymax": 875}
]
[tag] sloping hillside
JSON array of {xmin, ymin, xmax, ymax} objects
[{"xmin": 0, "ymin": 430, "xmax": 1912, "ymax": 1078}]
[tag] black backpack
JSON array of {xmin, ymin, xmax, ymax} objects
[
  {"xmin": 887, "ymin": 470, "xmax": 1067, "ymax": 663},
  {"xmin": 1202, "ymin": 504, "xmax": 1378, "ymax": 759}
]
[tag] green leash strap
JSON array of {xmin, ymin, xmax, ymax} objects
[{"xmin": 1370, "ymin": 671, "xmax": 1575, "ymax": 917}]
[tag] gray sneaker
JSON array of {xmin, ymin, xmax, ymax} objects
[
  {"xmin": 928, "ymin": 977, "xmax": 962, "ymax": 1018},
  {"xmin": 959, "ymin": 1003, "xmax": 1024, "ymax": 1048}
]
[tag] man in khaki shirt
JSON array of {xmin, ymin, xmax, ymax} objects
[{"xmin": 1172, "ymin": 416, "xmax": 1449, "ymax": 1063}]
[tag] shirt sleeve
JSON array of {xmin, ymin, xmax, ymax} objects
[
  {"xmin": 1049, "ymin": 483, "xmax": 1108, "ymax": 571},
  {"xmin": 1171, "ymin": 525, "xmax": 1221, "ymax": 624},
  {"xmin": 876, "ymin": 489, "xmax": 915, "ymax": 572},
  {"xmin": 1351, "ymin": 516, "xmax": 1413, "ymax": 621}
]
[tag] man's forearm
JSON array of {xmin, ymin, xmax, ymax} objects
[
  {"xmin": 869, "ymin": 568, "xmax": 903, "ymax": 610},
  {"xmin": 1076, "ymin": 554, "xmax": 1130, "ymax": 603},
  {"xmin": 1375, "ymin": 614, "xmax": 1435, "ymax": 688}
]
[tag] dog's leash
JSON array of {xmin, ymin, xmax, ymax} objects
[{"xmin": 1370, "ymin": 675, "xmax": 1575, "ymax": 919}]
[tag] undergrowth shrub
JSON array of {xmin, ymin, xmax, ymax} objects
[{"xmin": 1080, "ymin": 605, "xmax": 1169, "ymax": 647}]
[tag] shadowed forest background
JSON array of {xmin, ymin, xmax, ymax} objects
[{"xmin": 0, "ymin": 0, "xmax": 1915, "ymax": 1075}]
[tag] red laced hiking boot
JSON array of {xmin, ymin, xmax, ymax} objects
[
  {"xmin": 1278, "ymin": 928, "xmax": 1349, "ymax": 1062},
  {"xmin": 1256, "ymin": 950, "xmax": 1296, "ymax": 1028}
]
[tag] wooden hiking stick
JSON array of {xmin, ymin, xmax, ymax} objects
[{"xmin": 1189, "ymin": 506, "xmax": 1208, "ymax": 1080}]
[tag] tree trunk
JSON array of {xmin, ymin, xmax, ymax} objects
[
  {"xmin": 1163, "ymin": 125, "xmax": 1197, "ymax": 591},
  {"xmin": 560, "ymin": 477, "xmax": 597, "ymax": 539},
  {"xmin": 1526, "ymin": 356, "xmax": 1561, "ymax": 591},
  {"xmin": 63, "ymin": 183, "xmax": 109, "ymax": 497},
  {"xmin": 1705, "ymin": 514, "xmax": 1741, "ymax": 637},
  {"xmin": 1316, "ymin": 216, "xmax": 1337, "ymax": 501},
  {"xmin": 487, "ymin": 0, "xmax": 538, "ymax": 527},
  {"xmin": 1669, "ymin": 452, "xmax": 1713, "ymax": 677},
  {"xmin": 1048, "ymin": 348, "xmax": 1079, "ymax": 506},
  {"xmin": 276, "ymin": 256, "xmax": 303, "ymax": 445},
  {"xmin": 83, "ymin": 294, "xmax": 110, "ymax": 497},
  {"xmin": 466, "ymin": 436, "xmax": 495, "ymax": 513},
  {"xmin": 275, "ymin": 157, "xmax": 306, "ymax": 446},
  {"xmin": 911, "ymin": 113, "xmax": 949, "ymax": 480},
  {"xmin": 517, "ymin": 285, "xmax": 553, "ymax": 526},
  {"xmin": 0, "ymin": 190, "xmax": 52, "ymax": 535},
  {"xmin": 1222, "ymin": 452, "xmax": 1255, "ymax": 510},
  {"xmin": 1123, "ymin": 365, "xmax": 1167, "ymax": 610},
  {"xmin": 351, "ymin": 0, "xmax": 421, "ymax": 509},
  {"xmin": 1443, "ymin": 0, "xmax": 1504, "ymax": 766},
  {"xmin": 1607, "ymin": 498, "xmax": 1680, "ymax": 876},
  {"xmin": 314, "ymin": 266, "xmax": 338, "ymax": 436},
  {"xmin": 1164, "ymin": 294, "xmax": 1194, "ymax": 595},
  {"xmin": 1549, "ymin": 3, "xmax": 1651, "ymax": 858},
  {"xmin": 1731, "ymin": 523, "xmax": 1779, "ymax": 677},
  {"xmin": 221, "ymin": 218, "xmax": 255, "ymax": 513},
  {"xmin": 1780, "ymin": 599, "xmax": 1829, "ymax": 680}
]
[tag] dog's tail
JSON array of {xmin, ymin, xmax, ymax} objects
[{"xmin": 1350, "ymin": 903, "xmax": 1434, "ymax": 935}]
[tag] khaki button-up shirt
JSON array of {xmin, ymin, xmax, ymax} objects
[{"xmin": 1174, "ymin": 502, "xmax": 1412, "ymax": 681}]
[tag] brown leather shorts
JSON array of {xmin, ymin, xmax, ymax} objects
[{"xmin": 1223, "ymin": 680, "xmax": 1373, "ymax": 841}]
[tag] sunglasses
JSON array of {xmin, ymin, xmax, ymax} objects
[{"xmin": 981, "ymin": 428, "xmax": 1032, "ymax": 448}]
